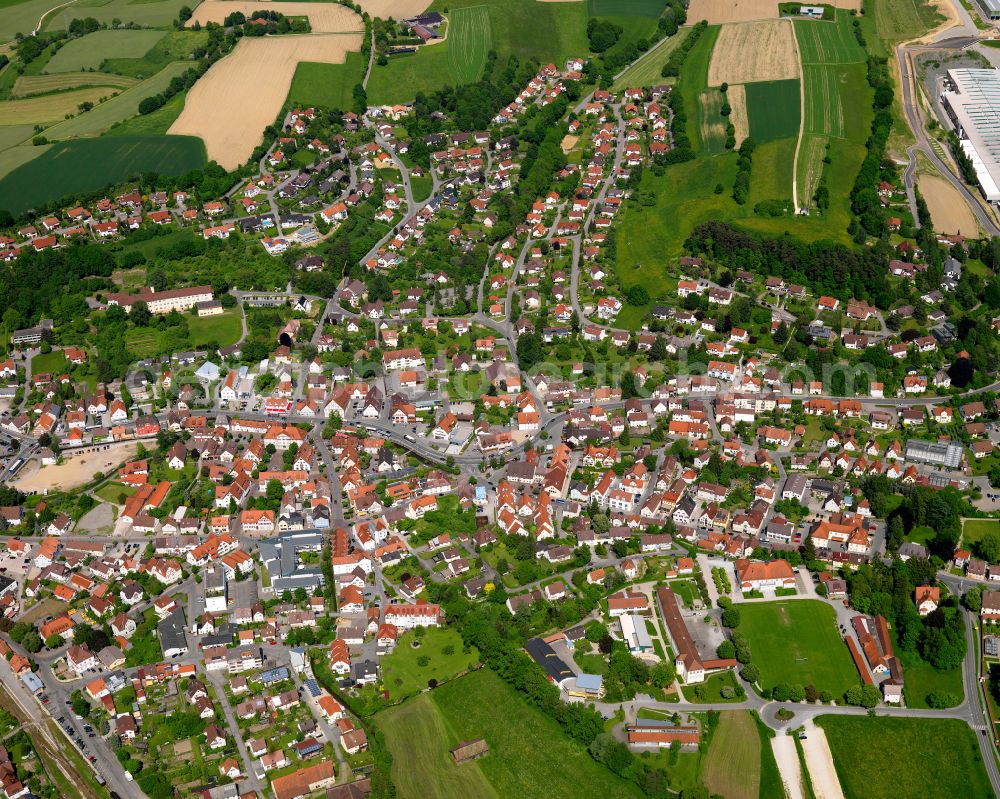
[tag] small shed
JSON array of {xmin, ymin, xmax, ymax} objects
[{"xmin": 450, "ymin": 739, "xmax": 489, "ymax": 764}]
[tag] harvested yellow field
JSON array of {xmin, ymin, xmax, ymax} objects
[
  {"xmin": 708, "ymin": 20, "xmax": 800, "ymax": 86},
  {"xmin": 353, "ymin": 0, "xmax": 431, "ymax": 15},
  {"xmin": 918, "ymin": 173, "xmax": 979, "ymax": 236},
  {"xmin": 0, "ymin": 86, "xmax": 118, "ymax": 125},
  {"xmin": 189, "ymin": 1, "xmax": 363, "ymax": 32},
  {"xmin": 169, "ymin": 33, "xmax": 362, "ymax": 169},
  {"xmin": 690, "ymin": 0, "xmax": 859, "ymax": 23},
  {"xmin": 728, "ymin": 83, "xmax": 749, "ymax": 146},
  {"xmin": 688, "ymin": 0, "xmax": 777, "ymax": 24}
]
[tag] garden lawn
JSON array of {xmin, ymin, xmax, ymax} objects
[
  {"xmin": 30, "ymin": 350, "xmax": 66, "ymax": 375},
  {"xmin": 94, "ymin": 482, "xmax": 136, "ymax": 504},
  {"xmin": 431, "ymin": 669, "xmax": 644, "ymax": 799},
  {"xmin": 375, "ymin": 693, "xmax": 499, "ymax": 799},
  {"xmin": 379, "ymin": 627, "xmax": 478, "ymax": 703},
  {"xmin": 817, "ymin": 715, "xmax": 992, "ymax": 799},
  {"xmin": 963, "ymin": 518, "xmax": 1000, "ymax": 549},
  {"xmin": 738, "ymin": 599, "xmax": 859, "ymax": 696},
  {"xmin": 681, "ymin": 670, "xmax": 742, "ymax": 703},
  {"xmin": 702, "ymin": 711, "xmax": 760, "ymax": 799}
]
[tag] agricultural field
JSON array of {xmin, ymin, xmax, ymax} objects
[
  {"xmin": 189, "ymin": 0, "xmax": 363, "ymax": 32},
  {"xmin": 447, "ymin": 4, "xmax": 493, "ymax": 85},
  {"xmin": 42, "ymin": 0, "xmax": 193, "ymax": 33},
  {"xmin": 748, "ymin": 137, "xmax": 796, "ymax": 206},
  {"xmin": 698, "ymin": 86, "xmax": 728, "ymax": 155},
  {"xmin": 702, "ymin": 711, "xmax": 761, "ymax": 799},
  {"xmin": 13, "ymin": 72, "xmax": 139, "ymax": 97},
  {"xmin": 727, "ymin": 83, "xmax": 749, "ymax": 144},
  {"xmin": 367, "ymin": 42, "xmax": 453, "ymax": 106},
  {"xmin": 379, "ymin": 627, "xmax": 478, "ymax": 703},
  {"xmin": 368, "ymin": 0, "xmax": 590, "ymax": 104},
  {"xmin": 376, "ymin": 694, "xmax": 499, "ymax": 799},
  {"xmin": 44, "ymin": 29, "xmax": 167, "ymax": 73},
  {"xmin": 679, "ymin": 22, "xmax": 719, "ymax": 155},
  {"xmin": 871, "ymin": 0, "xmax": 946, "ymax": 43},
  {"xmin": 0, "ymin": 85, "xmax": 120, "ymax": 125},
  {"xmin": 288, "ymin": 51, "xmax": 367, "ymax": 109},
  {"xmin": 817, "ymin": 716, "xmax": 992, "ymax": 799},
  {"xmin": 611, "ymin": 27, "xmax": 690, "ymax": 91},
  {"xmin": 687, "ymin": 0, "xmax": 778, "ymax": 24},
  {"xmin": 0, "ymin": 135, "xmax": 205, "ymax": 215},
  {"xmin": 796, "ymin": 132, "xmax": 828, "ymax": 211},
  {"xmin": 42, "ymin": 62, "xmax": 191, "ymax": 140},
  {"xmin": 430, "ymin": 669, "xmax": 645, "ymax": 799},
  {"xmin": 918, "ymin": 172, "xmax": 979, "ymax": 235},
  {"xmin": 0, "ymin": 143, "xmax": 47, "ymax": 181},
  {"xmin": 738, "ymin": 600, "xmax": 859, "ymax": 697},
  {"xmin": 707, "ymin": 20, "xmax": 800, "ymax": 87},
  {"xmin": 745, "ymin": 79, "xmax": 801, "ymax": 143},
  {"xmin": 588, "ymin": 0, "xmax": 665, "ymax": 16},
  {"xmin": 102, "ymin": 30, "xmax": 210, "ymax": 78},
  {"xmin": 169, "ymin": 33, "xmax": 363, "ymax": 169},
  {"xmin": 794, "ymin": 15, "xmax": 865, "ymax": 65}
]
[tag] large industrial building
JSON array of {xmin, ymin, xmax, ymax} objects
[{"xmin": 940, "ymin": 68, "xmax": 1000, "ymax": 203}]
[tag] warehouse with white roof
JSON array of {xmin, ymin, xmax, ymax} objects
[{"xmin": 941, "ymin": 67, "xmax": 1000, "ymax": 203}]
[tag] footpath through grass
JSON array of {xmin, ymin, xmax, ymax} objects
[{"xmin": 818, "ymin": 715, "xmax": 993, "ymax": 799}]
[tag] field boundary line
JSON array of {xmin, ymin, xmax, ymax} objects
[{"xmin": 791, "ymin": 19, "xmax": 806, "ymax": 211}]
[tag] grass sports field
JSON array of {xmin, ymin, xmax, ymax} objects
[
  {"xmin": 702, "ymin": 711, "xmax": 761, "ymax": 799},
  {"xmin": 44, "ymin": 29, "xmax": 167, "ymax": 73},
  {"xmin": 0, "ymin": 135, "xmax": 205, "ymax": 215},
  {"xmin": 745, "ymin": 79, "xmax": 800, "ymax": 143},
  {"xmin": 42, "ymin": 62, "xmax": 191, "ymax": 140},
  {"xmin": 738, "ymin": 600, "xmax": 859, "ymax": 697},
  {"xmin": 818, "ymin": 716, "xmax": 993, "ymax": 799},
  {"xmin": 376, "ymin": 694, "xmax": 499, "ymax": 799},
  {"xmin": 379, "ymin": 627, "xmax": 478, "ymax": 703},
  {"xmin": 430, "ymin": 669, "xmax": 644, "ymax": 799},
  {"xmin": 288, "ymin": 52, "xmax": 366, "ymax": 110},
  {"xmin": 12, "ymin": 72, "xmax": 139, "ymax": 97},
  {"xmin": 612, "ymin": 27, "xmax": 690, "ymax": 91},
  {"xmin": 448, "ymin": 5, "xmax": 493, "ymax": 85}
]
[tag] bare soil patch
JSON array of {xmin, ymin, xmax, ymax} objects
[
  {"xmin": 708, "ymin": 20, "xmax": 800, "ymax": 86},
  {"xmin": 13, "ymin": 441, "xmax": 139, "ymax": 492},
  {"xmin": 918, "ymin": 172, "xmax": 979, "ymax": 235},
  {"xmin": 728, "ymin": 83, "xmax": 749, "ymax": 146},
  {"xmin": 189, "ymin": 1, "xmax": 363, "ymax": 32},
  {"xmin": 560, "ymin": 134, "xmax": 579, "ymax": 153},
  {"xmin": 169, "ymin": 33, "xmax": 363, "ymax": 168}
]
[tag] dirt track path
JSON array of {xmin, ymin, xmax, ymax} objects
[
  {"xmin": 791, "ymin": 23, "xmax": 805, "ymax": 212},
  {"xmin": 771, "ymin": 735, "xmax": 805, "ymax": 799},
  {"xmin": 800, "ymin": 721, "xmax": 845, "ymax": 799}
]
